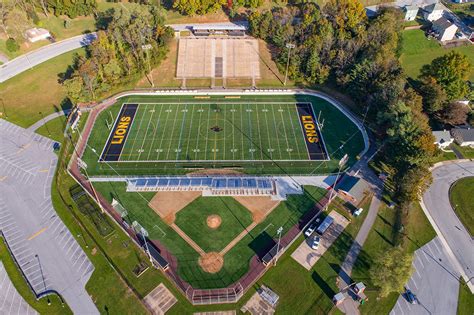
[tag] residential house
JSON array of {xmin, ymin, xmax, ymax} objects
[
  {"xmin": 432, "ymin": 17, "xmax": 458, "ymax": 41},
  {"xmin": 25, "ymin": 28, "xmax": 51, "ymax": 43},
  {"xmin": 432, "ymin": 130, "xmax": 453, "ymax": 148},
  {"xmin": 451, "ymin": 127, "xmax": 474, "ymax": 146},
  {"xmin": 404, "ymin": 5, "xmax": 419, "ymax": 21},
  {"xmin": 423, "ymin": 3, "xmax": 444, "ymax": 21}
]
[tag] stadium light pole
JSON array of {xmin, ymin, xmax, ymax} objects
[
  {"xmin": 274, "ymin": 226, "xmax": 284, "ymax": 266},
  {"xmin": 325, "ymin": 153, "xmax": 348, "ymax": 211},
  {"xmin": 283, "ymin": 43, "xmax": 295, "ymax": 86}
]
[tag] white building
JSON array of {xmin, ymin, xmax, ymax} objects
[
  {"xmin": 25, "ymin": 28, "xmax": 51, "ymax": 43},
  {"xmin": 423, "ymin": 3, "xmax": 444, "ymax": 21},
  {"xmin": 432, "ymin": 17, "xmax": 458, "ymax": 41},
  {"xmin": 432, "ymin": 130, "xmax": 453, "ymax": 148},
  {"xmin": 404, "ymin": 5, "xmax": 419, "ymax": 21}
]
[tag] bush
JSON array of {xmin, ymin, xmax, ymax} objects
[{"xmin": 6, "ymin": 38, "xmax": 19, "ymax": 52}]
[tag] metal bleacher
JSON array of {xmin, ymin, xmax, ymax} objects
[{"xmin": 127, "ymin": 176, "xmax": 276, "ymax": 196}]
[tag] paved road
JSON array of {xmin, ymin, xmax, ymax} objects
[
  {"xmin": 0, "ymin": 261, "xmax": 38, "ymax": 315},
  {"xmin": 390, "ymin": 237, "xmax": 460, "ymax": 315},
  {"xmin": 0, "ymin": 119, "xmax": 98, "ymax": 314},
  {"xmin": 421, "ymin": 161, "xmax": 474, "ymax": 293},
  {"xmin": 0, "ymin": 33, "xmax": 97, "ymax": 83}
]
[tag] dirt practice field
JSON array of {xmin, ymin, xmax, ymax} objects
[
  {"xmin": 148, "ymin": 191, "xmax": 201, "ymax": 224},
  {"xmin": 176, "ymin": 38, "xmax": 260, "ymax": 79},
  {"xmin": 233, "ymin": 196, "xmax": 280, "ymax": 223}
]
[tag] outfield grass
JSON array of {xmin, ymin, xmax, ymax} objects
[
  {"xmin": 0, "ymin": 48, "xmax": 84, "ymax": 128},
  {"xmin": 92, "ymin": 181, "xmax": 327, "ymax": 289},
  {"xmin": 449, "ymin": 177, "xmax": 474, "ymax": 236},
  {"xmin": 400, "ymin": 29, "xmax": 474, "ymax": 81},
  {"xmin": 0, "ymin": 238, "xmax": 72, "ymax": 314},
  {"xmin": 175, "ymin": 197, "xmax": 253, "ymax": 252},
  {"xmin": 83, "ymin": 94, "xmax": 365, "ymax": 176},
  {"xmin": 457, "ymin": 278, "xmax": 474, "ymax": 315}
]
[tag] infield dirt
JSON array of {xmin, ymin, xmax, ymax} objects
[{"xmin": 148, "ymin": 191, "xmax": 201, "ymax": 224}]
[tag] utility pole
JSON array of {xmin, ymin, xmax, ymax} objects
[
  {"xmin": 274, "ymin": 226, "xmax": 284, "ymax": 266},
  {"xmin": 283, "ymin": 43, "xmax": 295, "ymax": 86},
  {"xmin": 39, "ymin": 111, "xmax": 51, "ymax": 136},
  {"xmin": 326, "ymin": 153, "xmax": 348, "ymax": 211}
]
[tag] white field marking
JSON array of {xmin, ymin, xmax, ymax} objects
[
  {"xmin": 223, "ymin": 105, "xmax": 226, "ymax": 160},
  {"xmin": 260, "ymin": 223, "xmax": 274, "ymax": 234},
  {"xmin": 271, "ymin": 105, "xmax": 283, "ymax": 160},
  {"xmin": 165, "ymin": 107, "xmax": 179, "ymax": 160},
  {"xmin": 175, "ymin": 104, "xmax": 188, "ymax": 161},
  {"xmin": 231, "ymin": 105, "xmax": 235, "ymax": 160},
  {"xmin": 194, "ymin": 105, "xmax": 205, "ymax": 160},
  {"xmin": 137, "ymin": 104, "xmax": 156, "ymax": 160},
  {"xmin": 410, "ymin": 278, "xmax": 418, "ymax": 290},
  {"xmin": 415, "ymin": 253, "xmax": 425, "ymax": 269},
  {"xmin": 262, "ymin": 105, "xmax": 273, "ymax": 160},
  {"xmin": 122, "ymin": 104, "xmax": 146, "ymax": 161},
  {"xmin": 153, "ymin": 225, "xmax": 167, "ymax": 238},
  {"xmin": 184, "ymin": 103, "xmax": 195, "ymax": 159},
  {"xmin": 287, "ymin": 104, "xmax": 303, "ymax": 158},
  {"xmin": 432, "ymin": 238, "xmax": 443, "ymax": 255},
  {"xmin": 278, "ymin": 105, "xmax": 291, "ymax": 159},
  {"xmin": 204, "ymin": 105, "xmax": 211, "ymax": 160},
  {"xmin": 254, "ymin": 103, "xmax": 264, "ymax": 160},
  {"xmin": 146, "ymin": 104, "xmax": 164, "ymax": 161},
  {"xmin": 156, "ymin": 104, "xmax": 173, "ymax": 161},
  {"xmin": 246, "ymin": 103, "xmax": 255, "ymax": 160},
  {"xmin": 414, "ymin": 268, "xmax": 421, "ymax": 279},
  {"xmin": 239, "ymin": 104, "xmax": 245, "ymax": 160},
  {"xmin": 294, "ymin": 104, "xmax": 311, "ymax": 160}
]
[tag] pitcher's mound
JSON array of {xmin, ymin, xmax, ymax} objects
[
  {"xmin": 199, "ymin": 252, "xmax": 224, "ymax": 273},
  {"xmin": 207, "ymin": 215, "xmax": 222, "ymax": 229}
]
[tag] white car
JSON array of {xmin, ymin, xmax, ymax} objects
[
  {"xmin": 311, "ymin": 236, "xmax": 320, "ymax": 250},
  {"xmin": 354, "ymin": 208, "xmax": 364, "ymax": 217},
  {"xmin": 304, "ymin": 218, "xmax": 321, "ymax": 237}
]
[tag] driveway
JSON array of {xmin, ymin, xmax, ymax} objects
[
  {"xmin": 421, "ymin": 161, "xmax": 474, "ymax": 293},
  {"xmin": 0, "ymin": 119, "xmax": 97, "ymax": 314},
  {"xmin": 0, "ymin": 33, "xmax": 96, "ymax": 83},
  {"xmin": 390, "ymin": 237, "xmax": 460, "ymax": 315}
]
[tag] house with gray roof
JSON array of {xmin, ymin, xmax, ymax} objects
[
  {"xmin": 423, "ymin": 3, "xmax": 444, "ymax": 21},
  {"xmin": 451, "ymin": 127, "xmax": 474, "ymax": 147},
  {"xmin": 432, "ymin": 17, "xmax": 458, "ymax": 41},
  {"xmin": 336, "ymin": 176, "xmax": 370, "ymax": 206},
  {"xmin": 404, "ymin": 5, "xmax": 419, "ymax": 21},
  {"xmin": 432, "ymin": 130, "xmax": 453, "ymax": 148}
]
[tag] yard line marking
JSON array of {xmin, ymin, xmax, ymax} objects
[
  {"xmin": 156, "ymin": 104, "xmax": 172, "ymax": 161},
  {"xmin": 194, "ymin": 105, "xmax": 204, "ymax": 160},
  {"xmin": 253, "ymin": 103, "xmax": 264, "ymax": 160},
  {"xmin": 184, "ymin": 103, "xmax": 195, "ymax": 160},
  {"xmin": 165, "ymin": 104, "xmax": 181, "ymax": 160},
  {"xmin": 263, "ymin": 105, "xmax": 273, "ymax": 160},
  {"xmin": 247, "ymin": 103, "xmax": 255, "ymax": 160},
  {"xmin": 213, "ymin": 105, "xmax": 218, "ymax": 161},
  {"xmin": 204, "ymin": 105, "xmax": 211, "ymax": 160},
  {"xmin": 240, "ymin": 104, "xmax": 245, "ymax": 160},
  {"xmin": 146, "ymin": 104, "xmax": 163, "ymax": 161},
  {"xmin": 294, "ymin": 104, "xmax": 311, "ymax": 160},
  {"xmin": 232, "ymin": 104, "xmax": 235, "ymax": 160},
  {"xmin": 270, "ymin": 105, "xmax": 283, "ymax": 160},
  {"xmin": 278, "ymin": 105, "xmax": 291, "ymax": 158},
  {"xmin": 175, "ymin": 105, "xmax": 187, "ymax": 161},
  {"xmin": 137, "ymin": 104, "xmax": 155, "ymax": 160},
  {"xmin": 223, "ymin": 104, "xmax": 226, "ymax": 160},
  {"xmin": 27, "ymin": 227, "xmax": 47, "ymax": 241},
  {"xmin": 127, "ymin": 104, "xmax": 148, "ymax": 160}
]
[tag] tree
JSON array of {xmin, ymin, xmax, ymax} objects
[
  {"xmin": 6, "ymin": 38, "xmax": 19, "ymax": 52},
  {"xmin": 420, "ymin": 51, "xmax": 472, "ymax": 101},
  {"xmin": 396, "ymin": 165, "xmax": 432, "ymax": 203},
  {"xmin": 439, "ymin": 102, "xmax": 470, "ymax": 126},
  {"xmin": 370, "ymin": 247, "xmax": 413, "ymax": 298},
  {"xmin": 419, "ymin": 77, "xmax": 447, "ymax": 114},
  {"xmin": 172, "ymin": 0, "xmax": 225, "ymax": 15}
]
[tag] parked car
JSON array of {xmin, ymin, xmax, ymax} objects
[
  {"xmin": 310, "ymin": 236, "xmax": 320, "ymax": 250},
  {"xmin": 405, "ymin": 288, "xmax": 418, "ymax": 304},
  {"xmin": 304, "ymin": 218, "xmax": 321, "ymax": 237},
  {"xmin": 353, "ymin": 208, "xmax": 364, "ymax": 217}
]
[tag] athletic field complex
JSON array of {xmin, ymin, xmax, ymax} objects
[{"xmin": 74, "ymin": 91, "xmax": 367, "ymax": 303}]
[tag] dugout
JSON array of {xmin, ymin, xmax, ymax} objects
[{"xmin": 192, "ymin": 24, "xmax": 246, "ymax": 37}]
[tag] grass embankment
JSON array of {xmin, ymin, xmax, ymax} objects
[
  {"xmin": 449, "ymin": 177, "xmax": 474, "ymax": 236},
  {"xmin": 400, "ymin": 29, "xmax": 474, "ymax": 81},
  {"xmin": 35, "ymin": 114, "xmax": 68, "ymax": 143},
  {"xmin": 457, "ymin": 278, "xmax": 474, "ymax": 315},
  {"xmin": 0, "ymin": 239, "xmax": 72, "ymax": 314},
  {"xmin": 0, "ymin": 48, "xmax": 84, "ymax": 128}
]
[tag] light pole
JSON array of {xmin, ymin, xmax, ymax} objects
[
  {"xmin": 274, "ymin": 226, "xmax": 284, "ymax": 266},
  {"xmin": 140, "ymin": 227, "xmax": 153, "ymax": 266},
  {"xmin": 326, "ymin": 153, "xmax": 348, "ymax": 211},
  {"xmin": 283, "ymin": 43, "xmax": 295, "ymax": 86}
]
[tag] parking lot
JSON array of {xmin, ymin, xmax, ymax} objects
[
  {"xmin": 390, "ymin": 237, "xmax": 459, "ymax": 315},
  {"xmin": 0, "ymin": 119, "xmax": 97, "ymax": 314},
  {"xmin": 0, "ymin": 261, "xmax": 38, "ymax": 315},
  {"xmin": 291, "ymin": 211, "xmax": 349, "ymax": 270}
]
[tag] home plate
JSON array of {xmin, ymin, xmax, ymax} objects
[
  {"xmin": 291, "ymin": 211, "xmax": 349, "ymax": 270},
  {"xmin": 143, "ymin": 283, "xmax": 177, "ymax": 315}
]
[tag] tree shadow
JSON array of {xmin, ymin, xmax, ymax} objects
[
  {"xmin": 248, "ymin": 231, "xmax": 275, "ymax": 259},
  {"xmin": 312, "ymin": 270, "xmax": 335, "ymax": 299}
]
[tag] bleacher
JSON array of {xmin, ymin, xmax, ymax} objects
[{"xmin": 127, "ymin": 176, "xmax": 276, "ymax": 196}]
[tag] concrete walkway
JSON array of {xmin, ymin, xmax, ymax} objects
[{"xmin": 27, "ymin": 109, "xmax": 71, "ymax": 132}]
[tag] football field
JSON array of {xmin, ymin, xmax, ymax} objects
[{"xmin": 99, "ymin": 102, "xmax": 328, "ymax": 163}]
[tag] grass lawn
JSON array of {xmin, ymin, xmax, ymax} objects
[
  {"xmin": 35, "ymin": 114, "xmax": 70, "ymax": 143},
  {"xmin": 0, "ymin": 238, "xmax": 73, "ymax": 314},
  {"xmin": 400, "ymin": 29, "xmax": 474, "ymax": 81},
  {"xmin": 457, "ymin": 278, "xmax": 474, "ymax": 315},
  {"xmin": 455, "ymin": 144, "xmax": 474, "ymax": 159},
  {"xmin": 432, "ymin": 149, "xmax": 457, "ymax": 163},
  {"xmin": 352, "ymin": 201, "xmax": 436, "ymax": 314},
  {"xmin": 449, "ymin": 177, "xmax": 474, "ymax": 236},
  {"xmin": 175, "ymin": 197, "xmax": 253, "ymax": 252},
  {"xmin": 0, "ymin": 48, "xmax": 84, "ymax": 128}
]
